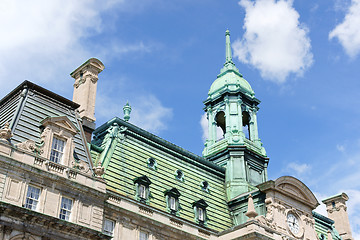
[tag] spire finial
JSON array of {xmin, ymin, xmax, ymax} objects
[
  {"xmin": 225, "ymin": 29, "xmax": 233, "ymax": 63},
  {"xmin": 219, "ymin": 29, "xmax": 240, "ymax": 75},
  {"xmin": 123, "ymin": 101, "xmax": 132, "ymax": 122}
]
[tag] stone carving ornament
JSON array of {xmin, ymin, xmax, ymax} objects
[{"xmin": 0, "ymin": 122, "xmax": 12, "ymax": 140}]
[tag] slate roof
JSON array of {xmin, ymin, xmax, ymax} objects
[
  {"xmin": 91, "ymin": 117, "xmax": 233, "ymax": 232},
  {"xmin": 0, "ymin": 80, "xmax": 93, "ymax": 170}
]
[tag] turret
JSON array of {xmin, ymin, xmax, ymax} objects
[{"xmin": 203, "ymin": 30, "xmax": 268, "ymax": 200}]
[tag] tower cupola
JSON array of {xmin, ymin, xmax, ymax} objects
[{"xmin": 203, "ymin": 30, "xmax": 268, "ymax": 199}]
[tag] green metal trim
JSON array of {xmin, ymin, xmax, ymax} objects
[{"xmin": 93, "ymin": 117, "xmax": 225, "ymax": 176}]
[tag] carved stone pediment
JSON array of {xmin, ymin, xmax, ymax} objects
[
  {"xmin": 258, "ymin": 176, "xmax": 319, "ymax": 209},
  {"xmin": 40, "ymin": 116, "xmax": 79, "ymax": 135}
]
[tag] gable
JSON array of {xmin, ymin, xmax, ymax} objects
[
  {"xmin": 40, "ymin": 116, "xmax": 79, "ymax": 135},
  {"xmin": 275, "ymin": 176, "xmax": 319, "ymax": 209}
]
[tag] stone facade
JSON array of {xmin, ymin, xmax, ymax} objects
[{"xmin": 0, "ymin": 31, "xmax": 354, "ymax": 240}]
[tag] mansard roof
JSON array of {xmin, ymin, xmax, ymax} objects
[
  {"xmin": 91, "ymin": 117, "xmax": 232, "ymax": 232},
  {"xmin": 0, "ymin": 80, "xmax": 94, "ymax": 171}
]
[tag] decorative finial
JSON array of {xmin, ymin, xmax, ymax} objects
[
  {"xmin": 219, "ymin": 29, "xmax": 241, "ymax": 75},
  {"xmin": 123, "ymin": 101, "xmax": 132, "ymax": 122},
  {"xmin": 245, "ymin": 194, "xmax": 258, "ymax": 221},
  {"xmin": 225, "ymin": 29, "xmax": 233, "ymax": 63}
]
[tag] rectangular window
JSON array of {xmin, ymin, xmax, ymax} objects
[
  {"xmin": 139, "ymin": 231, "xmax": 148, "ymax": 240},
  {"xmin": 139, "ymin": 184, "xmax": 146, "ymax": 199},
  {"xmin": 24, "ymin": 185, "xmax": 41, "ymax": 210},
  {"xmin": 59, "ymin": 197, "xmax": 73, "ymax": 221},
  {"xmin": 169, "ymin": 196, "xmax": 176, "ymax": 210},
  {"xmin": 198, "ymin": 207, "xmax": 204, "ymax": 221},
  {"xmin": 50, "ymin": 137, "xmax": 65, "ymax": 163},
  {"xmin": 103, "ymin": 219, "xmax": 115, "ymax": 236}
]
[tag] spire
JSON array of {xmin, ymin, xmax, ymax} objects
[
  {"xmin": 220, "ymin": 30, "xmax": 240, "ymax": 75},
  {"xmin": 225, "ymin": 29, "xmax": 233, "ymax": 63}
]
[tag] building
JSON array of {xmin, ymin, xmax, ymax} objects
[{"xmin": 0, "ymin": 31, "xmax": 354, "ymax": 240}]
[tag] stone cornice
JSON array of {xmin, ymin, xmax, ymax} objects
[{"xmin": 0, "ymin": 201, "xmax": 111, "ymax": 240}]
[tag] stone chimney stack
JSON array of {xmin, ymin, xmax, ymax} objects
[
  {"xmin": 322, "ymin": 193, "xmax": 353, "ymax": 240},
  {"xmin": 71, "ymin": 58, "xmax": 105, "ymax": 143}
]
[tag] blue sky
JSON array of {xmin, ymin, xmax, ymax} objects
[{"xmin": 0, "ymin": 0, "xmax": 359, "ymax": 237}]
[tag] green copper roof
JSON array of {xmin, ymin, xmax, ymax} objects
[{"xmin": 208, "ymin": 30, "xmax": 254, "ymax": 98}]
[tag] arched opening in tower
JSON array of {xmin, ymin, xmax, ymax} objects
[
  {"xmin": 242, "ymin": 111, "xmax": 250, "ymax": 140},
  {"xmin": 215, "ymin": 111, "xmax": 226, "ymax": 140}
]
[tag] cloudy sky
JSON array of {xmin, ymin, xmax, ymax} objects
[{"xmin": 1, "ymin": 0, "xmax": 359, "ymax": 237}]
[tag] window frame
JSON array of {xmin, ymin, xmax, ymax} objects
[
  {"xmin": 133, "ymin": 175, "xmax": 152, "ymax": 204},
  {"xmin": 24, "ymin": 185, "xmax": 41, "ymax": 211},
  {"xmin": 139, "ymin": 230, "xmax": 149, "ymax": 240},
  {"xmin": 103, "ymin": 218, "xmax": 115, "ymax": 237},
  {"xmin": 164, "ymin": 188, "xmax": 181, "ymax": 215},
  {"xmin": 49, "ymin": 137, "xmax": 65, "ymax": 163},
  {"xmin": 59, "ymin": 196, "xmax": 73, "ymax": 221},
  {"xmin": 193, "ymin": 199, "xmax": 208, "ymax": 226}
]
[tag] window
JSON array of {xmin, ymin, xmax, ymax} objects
[
  {"xmin": 169, "ymin": 196, "xmax": 176, "ymax": 210},
  {"xmin": 133, "ymin": 175, "xmax": 152, "ymax": 203},
  {"xmin": 147, "ymin": 157, "xmax": 157, "ymax": 170},
  {"xmin": 50, "ymin": 137, "xmax": 65, "ymax": 163},
  {"xmin": 198, "ymin": 207, "xmax": 205, "ymax": 221},
  {"xmin": 164, "ymin": 188, "xmax": 181, "ymax": 215},
  {"xmin": 24, "ymin": 186, "xmax": 41, "ymax": 210},
  {"xmin": 139, "ymin": 184, "xmax": 146, "ymax": 199},
  {"xmin": 139, "ymin": 231, "xmax": 148, "ymax": 240},
  {"xmin": 103, "ymin": 219, "xmax": 115, "ymax": 236},
  {"xmin": 175, "ymin": 169, "xmax": 184, "ymax": 181},
  {"xmin": 193, "ymin": 199, "xmax": 208, "ymax": 225},
  {"xmin": 59, "ymin": 197, "xmax": 73, "ymax": 221},
  {"xmin": 201, "ymin": 181, "xmax": 209, "ymax": 192}
]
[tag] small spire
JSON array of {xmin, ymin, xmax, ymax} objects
[
  {"xmin": 225, "ymin": 29, "xmax": 233, "ymax": 63},
  {"xmin": 123, "ymin": 101, "xmax": 132, "ymax": 122},
  {"xmin": 219, "ymin": 29, "xmax": 241, "ymax": 75}
]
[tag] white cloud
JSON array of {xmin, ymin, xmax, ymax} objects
[
  {"xmin": 329, "ymin": 0, "xmax": 360, "ymax": 58},
  {"xmin": 0, "ymin": 0, "xmax": 151, "ymax": 97},
  {"xmin": 130, "ymin": 95, "xmax": 173, "ymax": 134},
  {"xmin": 96, "ymin": 79, "xmax": 172, "ymax": 135},
  {"xmin": 336, "ymin": 144, "xmax": 346, "ymax": 152},
  {"xmin": 233, "ymin": 0, "xmax": 313, "ymax": 83},
  {"xmin": 286, "ymin": 162, "xmax": 311, "ymax": 176}
]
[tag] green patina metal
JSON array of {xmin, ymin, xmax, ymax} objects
[
  {"xmin": 313, "ymin": 211, "xmax": 342, "ymax": 240},
  {"xmin": 203, "ymin": 30, "xmax": 268, "ymax": 200},
  {"xmin": 91, "ymin": 117, "xmax": 232, "ymax": 231}
]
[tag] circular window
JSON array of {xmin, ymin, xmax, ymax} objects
[
  {"xmin": 175, "ymin": 169, "xmax": 184, "ymax": 181},
  {"xmin": 147, "ymin": 157, "xmax": 157, "ymax": 170}
]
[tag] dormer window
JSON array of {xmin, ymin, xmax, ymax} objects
[
  {"xmin": 50, "ymin": 137, "xmax": 65, "ymax": 163},
  {"xmin": 146, "ymin": 157, "xmax": 157, "ymax": 170},
  {"xmin": 175, "ymin": 169, "xmax": 184, "ymax": 182},
  {"xmin": 164, "ymin": 188, "xmax": 181, "ymax": 215},
  {"xmin": 134, "ymin": 175, "xmax": 152, "ymax": 204},
  {"xmin": 39, "ymin": 116, "xmax": 79, "ymax": 167},
  {"xmin": 193, "ymin": 199, "xmax": 208, "ymax": 226},
  {"xmin": 201, "ymin": 181, "xmax": 209, "ymax": 192}
]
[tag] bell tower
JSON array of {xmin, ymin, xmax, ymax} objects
[{"xmin": 203, "ymin": 30, "xmax": 268, "ymax": 200}]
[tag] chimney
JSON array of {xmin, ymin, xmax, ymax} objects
[
  {"xmin": 322, "ymin": 193, "xmax": 353, "ymax": 240},
  {"xmin": 71, "ymin": 58, "xmax": 105, "ymax": 143}
]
